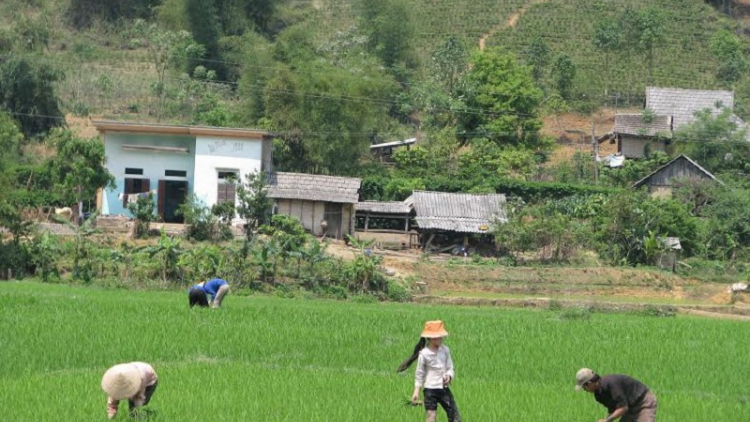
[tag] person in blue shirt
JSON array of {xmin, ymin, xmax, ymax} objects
[{"xmin": 188, "ymin": 278, "xmax": 230, "ymax": 308}]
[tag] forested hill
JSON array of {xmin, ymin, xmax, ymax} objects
[{"xmin": 2, "ymin": 0, "xmax": 750, "ymax": 173}]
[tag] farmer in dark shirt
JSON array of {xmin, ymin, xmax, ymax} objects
[{"xmin": 575, "ymin": 368, "xmax": 658, "ymax": 422}]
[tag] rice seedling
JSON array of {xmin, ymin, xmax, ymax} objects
[{"xmin": 0, "ymin": 282, "xmax": 747, "ymax": 421}]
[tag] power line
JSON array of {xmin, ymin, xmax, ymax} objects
[{"xmin": 8, "ymin": 110, "xmax": 750, "ymax": 146}]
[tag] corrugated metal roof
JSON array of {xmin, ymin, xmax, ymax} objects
[
  {"xmin": 412, "ymin": 191, "xmax": 507, "ymax": 233},
  {"xmin": 370, "ymin": 138, "xmax": 417, "ymax": 149},
  {"xmin": 355, "ymin": 201, "xmax": 412, "ymax": 214},
  {"xmin": 614, "ymin": 114, "xmax": 672, "ymax": 137},
  {"xmin": 267, "ymin": 172, "xmax": 361, "ymax": 204},
  {"xmin": 646, "ymin": 87, "xmax": 733, "ymax": 129},
  {"xmin": 632, "ymin": 155, "xmax": 723, "ymax": 188}
]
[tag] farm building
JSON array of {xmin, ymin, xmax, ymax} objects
[
  {"xmin": 645, "ymin": 87, "xmax": 734, "ymax": 129},
  {"xmin": 354, "ymin": 198, "xmax": 417, "ymax": 249},
  {"xmin": 94, "ymin": 121, "xmax": 273, "ymax": 224},
  {"xmin": 370, "ymin": 138, "xmax": 416, "ymax": 163},
  {"xmin": 612, "ymin": 114, "xmax": 672, "ymax": 159},
  {"xmin": 411, "ymin": 191, "xmax": 508, "ymax": 252},
  {"xmin": 601, "ymin": 87, "xmax": 750, "ymax": 158},
  {"xmin": 267, "ymin": 172, "xmax": 361, "ymax": 239},
  {"xmin": 632, "ymin": 155, "xmax": 722, "ymax": 198}
]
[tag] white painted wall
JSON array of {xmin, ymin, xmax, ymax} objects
[
  {"xmin": 102, "ymin": 133, "xmax": 195, "ymax": 216},
  {"xmin": 193, "ymin": 135, "xmax": 264, "ymax": 212}
]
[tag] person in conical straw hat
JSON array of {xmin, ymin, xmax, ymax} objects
[
  {"xmin": 575, "ymin": 368, "xmax": 657, "ymax": 422},
  {"xmin": 397, "ymin": 320, "xmax": 461, "ymax": 422},
  {"xmin": 101, "ymin": 362, "xmax": 158, "ymax": 419}
]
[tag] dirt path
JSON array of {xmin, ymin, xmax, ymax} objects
[
  {"xmin": 680, "ymin": 309, "xmax": 750, "ymax": 321},
  {"xmin": 479, "ymin": 0, "xmax": 549, "ymax": 50},
  {"xmin": 326, "ymin": 242, "xmax": 420, "ymax": 278}
]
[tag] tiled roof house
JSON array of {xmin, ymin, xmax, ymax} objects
[{"xmin": 267, "ymin": 172, "xmax": 361, "ymax": 238}]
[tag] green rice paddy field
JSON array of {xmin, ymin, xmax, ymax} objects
[{"xmin": 1, "ymin": 282, "xmax": 748, "ymax": 421}]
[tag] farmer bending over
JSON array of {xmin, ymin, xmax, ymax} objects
[
  {"xmin": 189, "ymin": 278, "xmax": 230, "ymax": 308},
  {"xmin": 575, "ymin": 368, "xmax": 657, "ymax": 422},
  {"xmin": 101, "ymin": 362, "xmax": 158, "ymax": 419}
]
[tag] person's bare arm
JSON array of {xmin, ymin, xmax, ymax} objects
[{"xmin": 598, "ymin": 406, "xmax": 628, "ymax": 422}]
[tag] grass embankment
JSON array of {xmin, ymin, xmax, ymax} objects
[{"xmin": 1, "ymin": 282, "xmax": 747, "ymax": 421}]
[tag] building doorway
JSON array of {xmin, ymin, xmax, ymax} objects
[
  {"xmin": 158, "ymin": 180, "xmax": 188, "ymax": 223},
  {"xmin": 323, "ymin": 203, "xmax": 343, "ymax": 239}
]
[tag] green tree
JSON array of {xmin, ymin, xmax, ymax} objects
[
  {"xmin": 47, "ymin": 129, "xmax": 115, "ymax": 220},
  {"xmin": 67, "ymin": 0, "xmax": 159, "ymax": 28},
  {"xmin": 593, "ymin": 17, "xmax": 622, "ymax": 94},
  {"xmin": 52, "ymin": 211, "xmax": 100, "ymax": 282},
  {"xmin": 431, "ymin": 35, "xmax": 469, "ymax": 95},
  {"xmin": 0, "ymin": 55, "xmax": 64, "ymax": 138},
  {"xmin": 458, "ymin": 48, "xmax": 544, "ymax": 148},
  {"xmin": 186, "ymin": 0, "xmax": 228, "ymax": 79},
  {"xmin": 551, "ymin": 54, "xmax": 576, "ymax": 100},
  {"xmin": 697, "ymin": 184, "xmax": 750, "ymax": 260},
  {"xmin": 526, "ymin": 37, "xmax": 550, "ymax": 83},
  {"xmin": 710, "ymin": 29, "xmax": 747, "ymax": 85},
  {"xmin": 237, "ymin": 170, "xmax": 273, "ymax": 239},
  {"xmin": 126, "ymin": 20, "xmax": 205, "ymax": 120},
  {"xmin": 595, "ymin": 192, "xmax": 697, "ymax": 265},
  {"xmin": 631, "ymin": 6, "xmax": 667, "ymax": 84},
  {"xmin": 358, "ymin": 0, "xmax": 416, "ymax": 71},
  {"xmin": 263, "ymin": 61, "xmax": 398, "ymax": 173},
  {"xmin": 0, "ymin": 111, "xmax": 22, "ymax": 189},
  {"xmin": 673, "ymin": 106, "xmax": 750, "ymax": 173}
]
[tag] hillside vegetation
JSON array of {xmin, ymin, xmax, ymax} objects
[
  {"xmin": 1, "ymin": 0, "xmax": 747, "ymax": 122},
  {"xmin": 4, "ymin": 0, "xmax": 750, "ymax": 287}
]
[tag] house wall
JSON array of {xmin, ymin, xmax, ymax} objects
[
  {"xmin": 621, "ymin": 136, "xmax": 667, "ymax": 159},
  {"xmin": 102, "ymin": 133, "xmax": 195, "ymax": 217},
  {"xmin": 343, "ymin": 204, "xmax": 354, "ymax": 238},
  {"xmin": 647, "ymin": 185, "xmax": 673, "ymax": 199},
  {"xmin": 647, "ymin": 158, "xmax": 713, "ymax": 185},
  {"xmin": 643, "ymin": 158, "xmax": 717, "ymax": 198},
  {"xmin": 274, "ymin": 199, "xmax": 354, "ymax": 238},
  {"xmin": 194, "ymin": 136, "xmax": 264, "ymax": 217}
]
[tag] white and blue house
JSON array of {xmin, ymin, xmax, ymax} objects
[{"xmin": 94, "ymin": 121, "xmax": 273, "ymax": 223}]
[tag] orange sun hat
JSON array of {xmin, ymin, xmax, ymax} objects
[{"xmin": 421, "ymin": 320, "xmax": 449, "ymax": 338}]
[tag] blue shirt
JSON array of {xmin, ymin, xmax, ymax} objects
[{"xmin": 202, "ymin": 278, "xmax": 227, "ymax": 299}]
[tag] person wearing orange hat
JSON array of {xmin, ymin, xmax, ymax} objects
[
  {"xmin": 575, "ymin": 368, "xmax": 657, "ymax": 422},
  {"xmin": 101, "ymin": 362, "xmax": 158, "ymax": 419},
  {"xmin": 397, "ymin": 320, "xmax": 461, "ymax": 422}
]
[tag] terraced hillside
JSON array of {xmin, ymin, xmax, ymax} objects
[{"xmin": 1, "ymin": 0, "xmax": 747, "ymax": 121}]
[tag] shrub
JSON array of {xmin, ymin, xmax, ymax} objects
[
  {"xmin": 127, "ymin": 193, "xmax": 155, "ymax": 238},
  {"xmin": 386, "ymin": 279, "xmax": 412, "ymax": 302},
  {"xmin": 559, "ymin": 306, "xmax": 592, "ymax": 320}
]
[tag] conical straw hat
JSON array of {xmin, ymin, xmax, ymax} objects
[
  {"xmin": 421, "ymin": 320, "xmax": 449, "ymax": 338},
  {"xmin": 101, "ymin": 364, "xmax": 141, "ymax": 400}
]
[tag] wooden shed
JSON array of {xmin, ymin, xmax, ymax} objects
[
  {"xmin": 370, "ymin": 138, "xmax": 416, "ymax": 163},
  {"xmin": 412, "ymin": 191, "xmax": 508, "ymax": 251},
  {"xmin": 354, "ymin": 198, "xmax": 417, "ymax": 249},
  {"xmin": 267, "ymin": 172, "xmax": 361, "ymax": 239},
  {"xmin": 632, "ymin": 155, "xmax": 722, "ymax": 198}
]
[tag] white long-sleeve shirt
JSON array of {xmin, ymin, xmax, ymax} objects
[{"xmin": 414, "ymin": 345, "xmax": 455, "ymax": 389}]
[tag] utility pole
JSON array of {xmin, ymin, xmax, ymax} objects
[{"xmin": 591, "ymin": 117, "xmax": 598, "ymax": 185}]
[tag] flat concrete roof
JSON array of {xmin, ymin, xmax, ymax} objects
[{"xmin": 93, "ymin": 120, "xmax": 273, "ymax": 139}]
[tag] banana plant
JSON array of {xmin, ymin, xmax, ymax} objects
[
  {"xmin": 252, "ymin": 237, "xmax": 279, "ymax": 284},
  {"xmin": 137, "ymin": 228, "xmax": 184, "ymax": 284}
]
